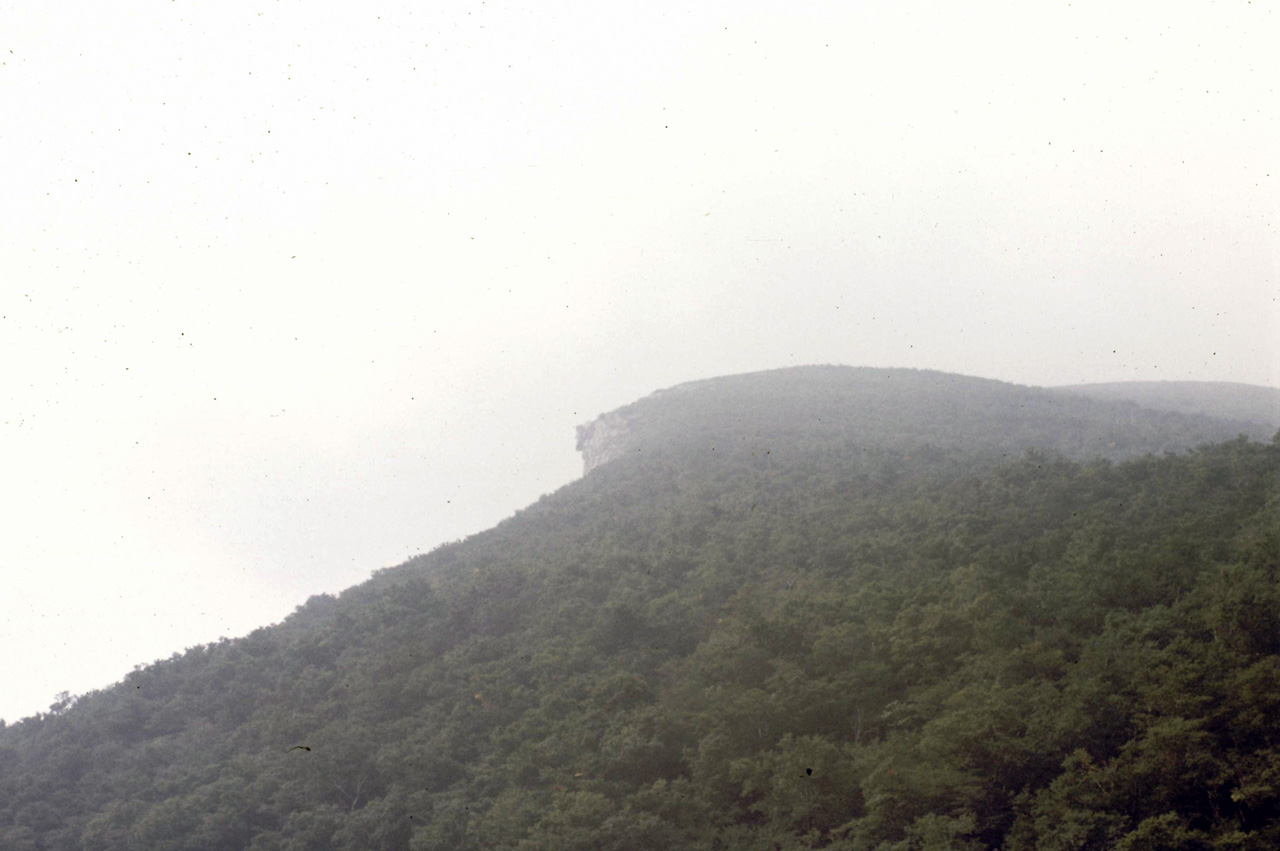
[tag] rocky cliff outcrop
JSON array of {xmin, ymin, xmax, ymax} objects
[{"xmin": 575, "ymin": 411, "xmax": 632, "ymax": 474}]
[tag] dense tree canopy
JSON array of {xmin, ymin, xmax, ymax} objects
[{"xmin": 2, "ymin": 368, "xmax": 1276, "ymax": 850}]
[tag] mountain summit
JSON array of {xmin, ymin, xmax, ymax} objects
[
  {"xmin": 2, "ymin": 368, "xmax": 1277, "ymax": 850},
  {"xmin": 576, "ymin": 367, "xmax": 1269, "ymax": 474}
]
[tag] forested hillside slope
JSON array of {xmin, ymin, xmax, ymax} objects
[{"xmin": 2, "ymin": 367, "xmax": 1277, "ymax": 850}]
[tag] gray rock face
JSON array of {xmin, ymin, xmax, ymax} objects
[{"xmin": 575, "ymin": 412, "xmax": 632, "ymax": 475}]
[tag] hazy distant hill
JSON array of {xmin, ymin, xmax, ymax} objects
[
  {"xmin": 2, "ymin": 367, "xmax": 1277, "ymax": 850},
  {"xmin": 1053, "ymin": 380, "xmax": 1280, "ymax": 432},
  {"xmin": 576, "ymin": 367, "xmax": 1271, "ymax": 473}
]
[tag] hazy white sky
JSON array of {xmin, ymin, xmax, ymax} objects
[{"xmin": 1, "ymin": 0, "xmax": 1276, "ymax": 722}]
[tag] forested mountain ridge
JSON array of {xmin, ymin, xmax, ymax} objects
[
  {"xmin": 2, "ymin": 367, "xmax": 1278, "ymax": 850},
  {"xmin": 1053, "ymin": 380, "xmax": 1280, "ymax": 432},
  {"xmin": 574, "ymin": 367, "xmax": 1271, "ymax": 473}
]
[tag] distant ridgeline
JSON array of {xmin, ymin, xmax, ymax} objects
[
  {"xmin": 575, "ymin": 366, "xmax": 1273, "ymax": 474},
  {"xmin": 3, "ymin": 365, "xmax": 1278, "ymax": 851},
  {"xmin": 1054, "ymin": 380, "xmax": 1280, "ymax": 430}
]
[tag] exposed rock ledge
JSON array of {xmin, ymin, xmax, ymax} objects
[{"xmin": 575, "ymin": 412, "xmax": 632, "ymax": 475}]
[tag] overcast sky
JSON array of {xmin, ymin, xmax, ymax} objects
[{"xmin": 1, "ymin": 0, "xmax": 1276, "ymax": 723}]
